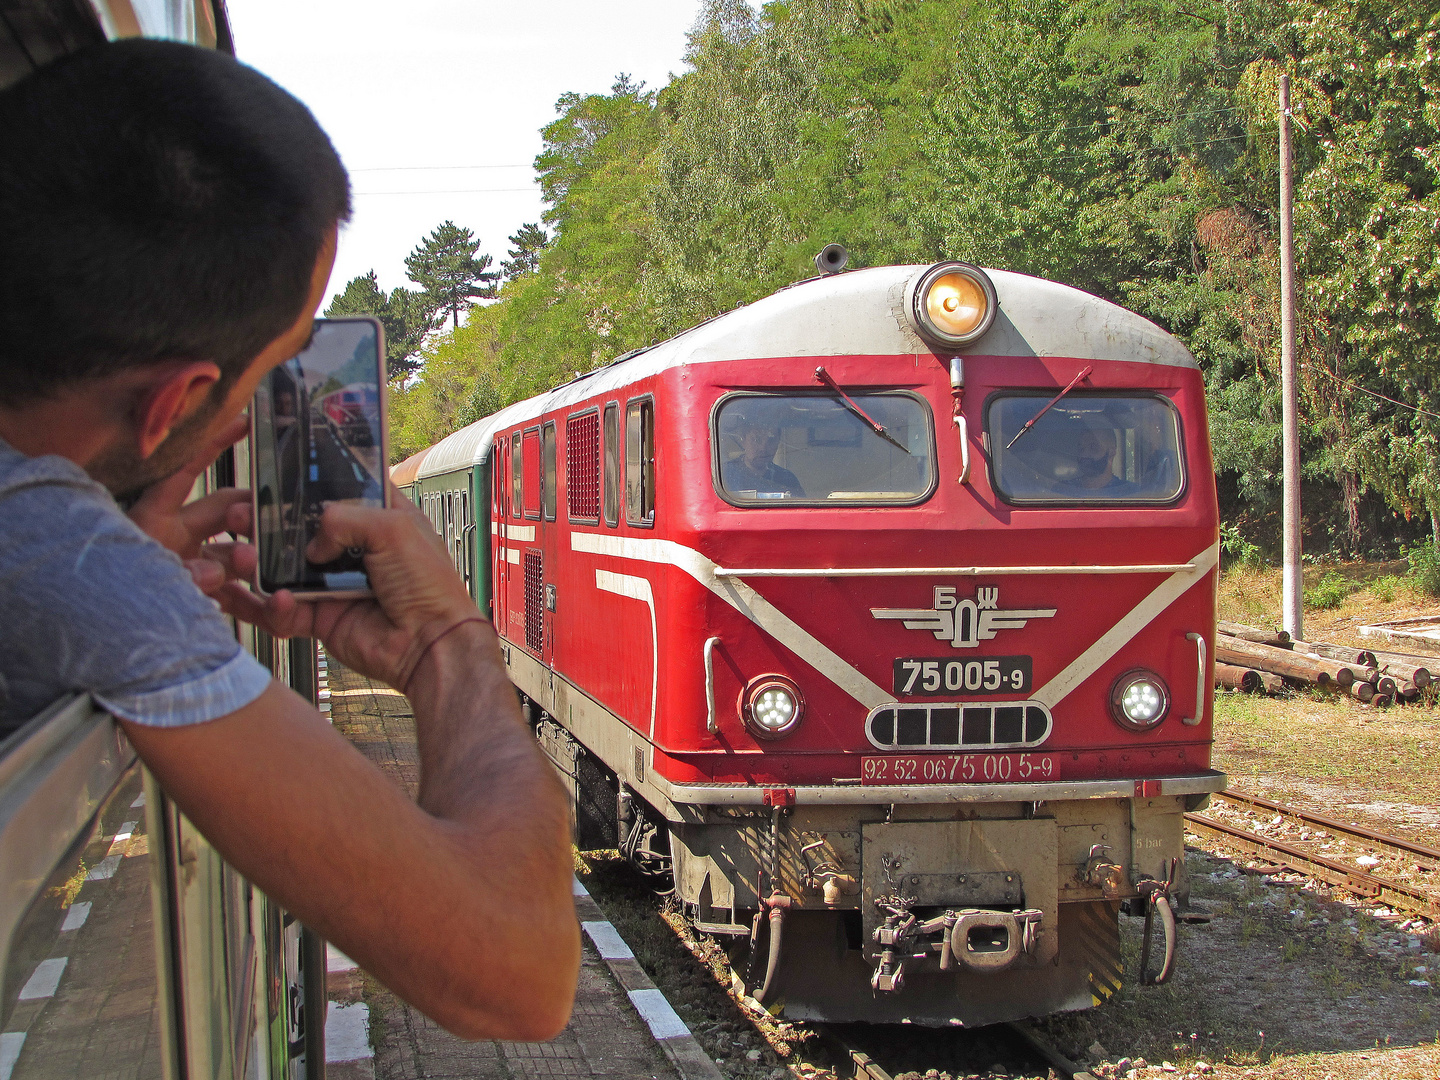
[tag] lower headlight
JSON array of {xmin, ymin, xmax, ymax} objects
[
  {"xmin": 741, "ymin": 675, "xmax": 805, "ymax": 740},
  {"xmin": 1110, "ymin": 670, "xmax": 1170, "ymax": 731}
]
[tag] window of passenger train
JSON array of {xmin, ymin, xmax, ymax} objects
[
  {"xmin": 986, "ymin": 394, "xmax": 1184, "ymax": 504},
  {"xmin": 713, "ymin": 393, "xmax": 934, "ymax": 505},
  {"xmin": 603, "ymin": 404, "xmax": 620, "ymax": 526},
  {"xmin": 625, "ymin": 399, "xmax": 655, "ymax": 524}
]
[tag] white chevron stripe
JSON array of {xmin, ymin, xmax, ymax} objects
[
  {"xmin": 571, "ymin": 532, "xmax": 891, "ymax": 709},
  {"xmin": 595, "ymin": 570, "xmax": 658, "ymax": 736},
  {"xmin": 1031, "ymin": 541, "xmax": 1219, "ymax": 710},
  {"xmin": 572, "ymin": 531, "xmax": 1218, "ymax": 718}
]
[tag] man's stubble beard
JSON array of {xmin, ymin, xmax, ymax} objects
[{"xmin": 88, "ymin": 390, "xmax": 225, "ymax": 504}]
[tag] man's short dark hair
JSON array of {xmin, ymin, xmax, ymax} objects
[{"xmin": 0, "ymin": 39, "xmax": 351, "ymax": 403}]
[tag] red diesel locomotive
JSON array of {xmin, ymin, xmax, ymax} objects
[{"xmin": 396, "ymin": 259, "xmax": 1225, "ymax": 1025}]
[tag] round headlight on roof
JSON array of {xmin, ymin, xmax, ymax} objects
[
  {"xmin": 904, "ymin": 262, "xmax": 998, "ymax": 349},
  {"xmin": 741, "ymin": 675, "xmax": 805, "ymax": 740},
  {"xmin": 1110, "ymin": 669, "xmax": 1171, "ymax": 731}
]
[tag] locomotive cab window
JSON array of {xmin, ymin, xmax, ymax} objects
[
  {"xmin": 603, "ymin": 403, "xmax": 620, "ymax": 527},
  {"xmin": 511, "ymin": 432, "xmax": 522, "ymax": 516},
  {"xmin": 987, "ymin": 393, "xmax": 1184, "ymax": 505},
  {"xmin": 542, "ymin": 422, "xmax": 558, "ymax": 521},
  {"xmin": 713, "ymin": 393, "xmax": 934, "ymax": 505},
  {"xmin": 625, "ymin": 398, "xmax": 655, "ymax": 525}
]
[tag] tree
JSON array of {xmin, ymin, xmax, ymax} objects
[
  {"xmin": 324, "ymin": 270, "xmax": 433, "ymax": 381},
  {"xmin": 500, "ymin": 223, "xmax": 549, "ymax": 280},
  {"xmin": 404, "ymin": 221, "xmax": 500, "ymax": 330}
]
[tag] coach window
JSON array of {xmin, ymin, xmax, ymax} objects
[
  {"xmin": 713, "ymin": 392, "xmax": 935, "ymax": 506},
  {"xmin": 625, "ymin": 398, "xmax": 655, "ymax": 526},
  {"xmin": 986, "ymin": 393, "xmax": 1184, "ymax": 506},
  {"xmin": 511, "ymin": 432, "xmax": 523, "ymax": 516},
  {"xmin": 603, "ymin": 403, "xmax": 620, "ymax": 526},
  {"xmin": 542, "ymin": 422, "xmax": 558, "ymax": 521}
]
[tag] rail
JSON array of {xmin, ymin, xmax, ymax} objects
[{"xmin": 1185, "ymin": 791, "xmax": 1440, "ymax": 918}]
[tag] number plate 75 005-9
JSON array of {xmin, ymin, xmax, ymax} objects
[
  {"xmin": 861, "ymin": 753, "xmax": 1058, "ymax": 785},
  {"xmin": 893, "ymin": 655, "xmax": 1031, "ymax": 696}
]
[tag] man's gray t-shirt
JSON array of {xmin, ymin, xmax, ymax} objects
[{"xmin": 0, "ymin": 436, "xmax": 271, "ymax": 735}]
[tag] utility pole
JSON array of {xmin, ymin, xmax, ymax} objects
[{"xmin": 1279, "ymin": 74, "xmax": 1303, "ymax": 640}]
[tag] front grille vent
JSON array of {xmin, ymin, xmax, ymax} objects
[{"xmin": 866, "ymin": 701, "xmax": 1052, "ymax": 751}]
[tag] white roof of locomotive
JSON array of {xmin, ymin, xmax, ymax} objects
[{"xmin": 413, "ymin": 265, "xmax": 1196, "ymax": 480}]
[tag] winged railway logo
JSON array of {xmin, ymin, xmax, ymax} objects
[{"xmin": 870, "ymin": 586, "xmax": 1057, "ymax": 649}]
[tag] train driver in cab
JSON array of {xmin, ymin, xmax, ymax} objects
[
  {"xmin": 722, "ymin": 414, "xmax": 805, "ymax": 497},
  {"xmin": 0, "ymin": 41, "xmax": 578, "ymax": 1042}
]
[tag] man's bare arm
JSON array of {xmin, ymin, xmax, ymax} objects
[
  {"xmin": 122, "ymin": 621, "xmax": 578, "ymax": 1042},
  {"xmin": 122, "ymin": 494, "xmax": 579, "ymax": 1041}
]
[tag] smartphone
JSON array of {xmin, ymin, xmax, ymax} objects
[{"xmin": 250, "ymin": 317, "xmax": 389, "ymax": 598}]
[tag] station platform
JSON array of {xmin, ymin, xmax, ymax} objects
[{"xmin": 321, "ymin": 654, "xmax": 723, "ymax": 1080}]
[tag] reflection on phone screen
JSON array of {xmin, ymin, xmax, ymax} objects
[{"xmin": 253, "ymin": 319, "xmax": 385, "ymax": 593}]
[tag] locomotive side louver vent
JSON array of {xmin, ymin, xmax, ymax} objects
[
  {"xmin": 524, "ymin": 550, "xmax": 545, "ymax": 654},
  {"xmin": 865, "ymin": 702, "xmax": 1052, "ymax": 751},
  {"xmin": 566, "ymin": 412, "xmax": 600, "ymax": 520}
]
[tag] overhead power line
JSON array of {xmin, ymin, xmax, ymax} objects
[
  {"xmin": 350, "ymin": 163, "xmax": 533, "ymax": 173},
  {"xmin": 353, "ymin": 187, "xmax": 539, "ymax": 196},
  {"xmin": 1307, "ymin": 363, "xmax": 1440, "ymax": 422}
]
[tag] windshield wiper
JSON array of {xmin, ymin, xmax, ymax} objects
[
  {"xmin": 1004, "ymin": 365, "xmax": 1093, "ymax": 450},
  {"xmin": 813, "ymin": 366, "xmax": 911, "ymax": 454}
]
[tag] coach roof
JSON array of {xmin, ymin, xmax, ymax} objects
[{"xmin": 410, "ymin": 264, "xmax": 1197, "ymax": 481}]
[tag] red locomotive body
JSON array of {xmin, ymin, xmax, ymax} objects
[{"xmin": 402, "ymin": 263, "xmax": 1224, "ymax": 1025}]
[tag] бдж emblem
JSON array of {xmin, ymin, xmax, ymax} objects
[{"xmin": 871, "ymin": 586, "xmax": 1057, "ymax": 649}]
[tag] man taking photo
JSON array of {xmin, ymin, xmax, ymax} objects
[{"xmin": 0, "ymin": 39, "xmax": 579, "ymax": 1041}]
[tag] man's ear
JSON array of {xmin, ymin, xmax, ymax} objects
[{"xmin": 136, "ymin": 361, "xmax": 222, "ymax": 459}]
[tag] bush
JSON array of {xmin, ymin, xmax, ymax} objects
[
  {"xmin": 1406, "ymin": 540, "xmax": 1440, "ymax": 597},
  {"xmin": 1304, "ymin": 570, "xmax": 1351, "ymax": 610},
  {"xmin": 1368, "ymin": 575, "xmax": 1399, "ymax": 602},
  {"xmin": 1221, "ymin": 523, "xmax": 1265, "ymax": 570}
]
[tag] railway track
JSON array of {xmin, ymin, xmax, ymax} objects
[
  {"xmin": 819, "ymin": 1020, "xmax": 1091, "ymax": 1080},
  {"xmin": 1185, "ymin": 790, "xmax": 1440, "ymax": 919}
]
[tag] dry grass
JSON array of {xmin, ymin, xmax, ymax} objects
[{"xmin": 1218, "ymin": 561, "xmax": 1440, "ymax": 653}]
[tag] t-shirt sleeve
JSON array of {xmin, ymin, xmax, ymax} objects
[{"xmin": 0, "ymin": 466, "xmax": 272, "ymax": 727}]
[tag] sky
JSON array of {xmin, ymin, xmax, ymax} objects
[{"xmin": 226, "ymin": 1, "xmax": 706, "ymax": 307}]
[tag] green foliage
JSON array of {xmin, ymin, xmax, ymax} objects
[
  {"xmin": 324, "ymin": 271, "xmax": 431, "ymax": 381},
  {"xmin": 500, "ymin": 223, "xmax": 548, "ymax": 280},
  {"xmin": 404, "ymin": 221, "xmax": 500, "ymax": 331},
  {"xmin": 1369, "ymin": 574, "xmax": 1400, "ymax": 603},
  {"xmin": 379, "ymin": 0, "xmax": 1440, "ymax": 561},
  {"xmin": 1303, "ymin": 569, "xmax": 1351, "ymax": 610},
  {"xmin": 1221, "ymin": 522, "xmax": 1266, "ymax": 569},
  {"xmin": 1405, "ymin": 540, "xmax": 1440, "ymax": 597}
]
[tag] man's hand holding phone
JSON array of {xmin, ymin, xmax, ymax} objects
[{"xmin": 234, "ymin": 494, "xmax": 485, "ymax": 692}]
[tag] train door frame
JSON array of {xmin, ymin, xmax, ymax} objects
[{"xmin": 492, "ymin": 443, "xmax": 509, "ymax": 633}]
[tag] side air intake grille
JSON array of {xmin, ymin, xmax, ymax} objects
[
  {"xmin": 524, "ymin": 550, "xmax": 544, "ymax": 653},
  {"xmin": 566, "ymin": 412, "xmax": 600, "ymax": 521},
  {"xmin": 866, "ymin": 702, "xmax": 1052, "ymax": 751}
]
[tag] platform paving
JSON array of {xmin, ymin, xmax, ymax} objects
[{"xmin": 322, "ymin": 653, "xmax": 703, "ymax": 1080}]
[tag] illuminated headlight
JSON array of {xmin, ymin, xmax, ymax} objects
[
  {"xmin": 1110, "ymin": 670, "xmax": 1170, "ymax": 731},
  {"xmin": 903, "ymin": 262, "xmax": 998, "ymax": 349},
  {"xmin": 741, "ymin": 676, "xmax": 805, "ymax": 740}
]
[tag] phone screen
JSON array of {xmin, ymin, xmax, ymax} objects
[{"xmin": 251, "ymin": 317, "xmax": 387, "ymax": 595}]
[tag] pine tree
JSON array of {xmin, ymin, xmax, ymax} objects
[
  {"xmin": 404, "ymin": 221, "xmax": 500, "ymax": 330},
  {"xmin": 500, "ymin": 223, "xmax": 549, "ymax": 280},
  {"xmin": 324, "ymin": 271, "xmax": 433, "ymax": 381}
]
